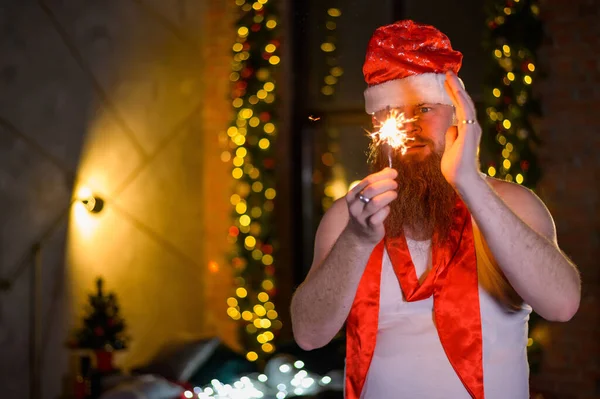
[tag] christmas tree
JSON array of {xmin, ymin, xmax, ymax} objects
[{"xmin": 69, "ymin": 277, "xmax": 129, "ymax": 351}]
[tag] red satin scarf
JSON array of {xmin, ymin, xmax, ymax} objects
[{"xmin": 345, "ymin": 199, "xmax": 484, "ymax": 399}]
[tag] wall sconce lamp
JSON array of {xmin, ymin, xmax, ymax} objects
[{"xmin": 77, "ymin": 187, "xmax": 104, "ymax": 213}]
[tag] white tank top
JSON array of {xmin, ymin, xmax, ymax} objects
[{"xmin": 357, "ymin": 232, "xmax": 532, "ymax": 399}]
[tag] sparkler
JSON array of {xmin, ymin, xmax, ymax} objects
[{"xmin": 368, "ymin": 108, "xmax": 416, "ymax": 167}]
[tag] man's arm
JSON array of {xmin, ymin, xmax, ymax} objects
[
  {"xmin": 459, "ymin": 175, "xmax": 580, "ymax": 321},
  {"xmin": 291, "ymin": 168, "xmax": 398, "ymax": 350}
]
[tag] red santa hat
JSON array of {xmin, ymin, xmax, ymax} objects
[{"xmin": 363, "ymin": 20, "xmax": 463, "ymax": 114}]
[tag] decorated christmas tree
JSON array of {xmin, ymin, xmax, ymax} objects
[{"xmin": 69, "ymin": 277, "xmax": 129, "ymax": 351}]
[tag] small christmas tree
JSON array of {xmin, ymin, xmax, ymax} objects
[{"xmin": 69, "ymin": 277, "xmax": 129, "ymax": 351}]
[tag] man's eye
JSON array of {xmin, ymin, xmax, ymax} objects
[{"xmin": 418, "ymin": 107, "xmax": 432, "ymax": 114}]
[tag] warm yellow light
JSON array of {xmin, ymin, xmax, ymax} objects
[
  {"xmin": 252, "ymin": 181, "xmax": 263, "ymax": 192},
  {"xmin": 233, "ymin": 98, "xmax": 243, "ymax": 108},
  {"xmin": 531, "ymin": 4, "xmax": 539, "ymax": 15},
  {"xmin": 252, "ymin": 249, "xmax": 263, "ymax": 260},
  {"xmin": 527, "ymin": 338, "xmax": 533, "ymax": 347},
  {"xmin": 487, "ymin": 166, "xmax": 496, "ymax": 177},
  {"xmin": 321, "ymin": 43, "xmax": 336, "ymax": 52},
  {"xmin": 233, "ymin": 43, "xmax": 243, "ymax": 52},
  {"xmin": 262, "ymin": 254, "xmax": 274, "ymax": 265},
  {"xmin": 262, "ymin": 343, "xmax": 274, "ymax": 353},
  {"xmin": 258, "ymin": 0, "xmax": 268, "ymax": 4},
  {"xmin": 235, "ymin": 202, "xmax": 247, "ymax": 214},
  {"xmin": 322, "ymin": 86, "xmax": 334, "ymax": 96},
  {"xmin": 265, "ymin": 44, "xmax": 276, "ymax": 53},
  {"xmin": 257, "ymin": 90, "xmax": 267, "ymax": 99},
  {"xmin": 503, "ymin": 120, "xmax": 512, "ymax": 129},
  {"xmin": 251, "ymin": 207, "xmax": 262, "ymax": 218},
  {"xmin": 220, "ymin": 151, "xmax": 231, "ymax": 162},
  {"xmin": 249, "ymin": 117, "xmax": 260, "ymax": 127},
  {"xmin": 502, "ymin": 149, "xmax": 510, "ymax": 159},
  {"xmin": 516, "ymin": 174, "xmax": 524, "ymax": 184},
  {"xmin": 257, "ymin": 334, "xmax": 266, "ymax": 344},
  {"xmin": 265, "ymin": 188, "xmax": 276, "ymax": 199},
  {"xmin": 227, "ymin": 307, "xmax": 238, "ymax": 318},
  {"xmin": 524, "ymin": 75, "xmax": 533, "ymax": 85},
  {"xmin": 254, "ymin": 305, "xmax": 266, "ymax": 316},
  {"xmin": 230, "ymin": 72, "xmax": 240, "ymax": 82},
  {"xmin": 503, "ymin": 159, "xmax": 512, "ymax": 169},
  {"xmin": 528, "ymin": 63, "xmax": 535, "ymax": 72},
  {"xmin": 502, "ymin": 45, "xmax": 510, "ymax": 54},
  {"xmin": 264, "ymin": 301, "xmax": 275, "ymax": 310},
  {"xmin": 258, "ymin": 292, "xmax": 269, "ymax": 302},
  {"xmin": 236, "ymin": 147, "xmax": 247, "ymax": 158},
  {"xmin": 235, "ymin": 0, "xmax": 245, "ymax": 5},
  {"xmin": 233, "ymin": 157, "xmax": 244, "ymax": 167},
  {"xmin": 236, "ymin": 287, "xmax": 248, "ymax": 298},
  {"xmin": 246, "ymin": 324, "xmax": 257, "ymax": 333},
  {"xmin": 267, "ymin": 310, "xmax": 278, "ymax": 320},
  {"xmin": 262, "ymin": 280, "xmax": 274, "ymax": 290},
  {"xmin": 253, "ymin": 319, "xmax": 262, "ymax": 328},
  {"xmin": 493, "ymin": 88, "xmax": 501, "ymax": 97},
  {"xmin": 246, "ymin": 352, "xmax": 258, "ymax": 362},
  {"xmin": 507, "ymin": 72, "xmax": 515, "ymax": 81},
  {"xmin": 331, "ymin": 66, "xmax": 344, "ymax": 77},
  {"xmin": 494, "ymin": 49, "xmax": 502, "ymax": 58},
  {"xmin": 238, "ymin": 27, "xmax": 249, "ymax": 37},
  {"xmin": 240, "ymin": 108, "xmax": 253, "ymax": 119},
  {"xmin": 258, "ymin": 138, "xmax": 270, "ymax": 149},
  {"xmin": 266, "ymin": 19, "xmax": 277, "ymax": 29},
  {"xmin": 327, "ymin": 8, "xmax": 341, "ymax": 17},
  {"xmin": 324, "ymin": 75, "xmax": 337, "ymax": 85},
  {"xmin": 264, "ymin": 82, "xmax": 275, "ymax": 92},
  {"xmin": 504, "ymin": 7, "xmax": 512, "ymax": 15},
  {"xmin": 242, "ymin": 311, "xmax": 253, "ymax": 321},
  {"xmin": 232, "ymin": 168, "xmax": 243, "ymax": 179},
  {"xmin": 252, "ymin": 2, "xmax": 262, "ymax": 11},
  {"xmin": 264, "ymin": 331, "xmax": 274, "ymax": 341},
  {"xmin": 326, "ymin": 21, "xmax": 336, "ymax": 30},
  {"xmin": 233, "ymin": 135, "xmax": 246, "ymax": 146},
  {"xmin": 498, "ymin": 135, "xmax": 507, "ymax": 145},
  {"xmin": 239, "ymin": 215, "xmax": 251, "ymax": 227},
  {"xmin": 505, "ymin": 174, "xmax": 514, "ymax": 182},
  {"xmin": 230, "ymin": 194, "xmax": 241, "ymax": 205},
  {"xmin": 268, "ymin": 56, "xmax": 280, "ymax": 65},
  {"xmin": 264, "ymin": 94, "xmax": 275, "ymax": 104},
  {"xmin": 260, "ymin": 319, "xmax": 271, "ymax": 328},
  {"xmin": 249, "ymin": 96, "xmax": 259, "ymax": 105},
  {"xmin": 249, "ymin": 168, "xmax": 260, "ymax": 179},
  {"xmin": 245, "ymin": 236, "xmax": 257, "ymax": 248},
  {"xmin": 227, "ymin": 297, "xmax": 238, "ymax": 307},
  {"xmin": 506, "ymin": 143, "xmax": 514, "ymax": 152}
]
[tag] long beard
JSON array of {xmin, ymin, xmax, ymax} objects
[{"xmin": 369, "ymin": 144, "xmax": 457, "ymax": 242}]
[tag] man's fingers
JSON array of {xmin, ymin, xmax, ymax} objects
[
  {"xmin": 347, "ymin": 168, "xmax": 398, "ymax": 198},
  {"xmin": 363, "ymin": 191, "xmax": 397, "ymax": 216},
  {"xmin": 367, "ymin": 206, "xmax": 391, "ymax": 227},
  {"xmin": 360, "ymin": 179, "xmax": 398, "ymax": 200}
]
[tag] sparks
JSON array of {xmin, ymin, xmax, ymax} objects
[{"xmin": 368, "ymin": 109, "xmax": 415, "ymax": 166}]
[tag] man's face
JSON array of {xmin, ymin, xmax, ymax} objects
[{"xmin": 372, "ymin": 103, "xmax": 455, "ymax": 161}]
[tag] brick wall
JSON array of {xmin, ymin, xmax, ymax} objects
[{"xmin": 534, "ymin": 0, "xmax": 600, "ymax": 397}]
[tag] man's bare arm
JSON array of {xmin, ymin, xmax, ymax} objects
[
  {"xmin": 291, "ymin": 168, "xmax": 397, "ymax": 350},
  {"xmin": 460, "ymin": 175, "xmax": 580, "ymax": 321}
]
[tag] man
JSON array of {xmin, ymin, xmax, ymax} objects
[{"xmin": 290, "ymin": 20, "xmax": 580, "ymax": 399}]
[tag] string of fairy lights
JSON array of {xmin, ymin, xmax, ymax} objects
[
  {"xmin": 482, "ymin": 0, "xmax": 542, "ymax": 186},
  {"xmin": 320, "ymin": 7, "xmax": 343, "ymax": 97},
  {"xmin": 223, "ymin": 0, "xmax": 282, "ymax": 362},
  {"xmin": 482, "ymin": 0, "xmax": 544, "ymax": 373}
]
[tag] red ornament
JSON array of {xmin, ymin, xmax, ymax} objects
[
  {"xmin": 241, "ymin": 68, "xmax": 254, "ymax": 79},
  {"xmin": 263, "ymin": 158, "xmax": 275, "ymax": 169},
  {"xmin": 251, "ymin": 24, "xmax": 261, "ymax": 32},
  {"xmin": 521, "ymin": 161, "xmax": 530, "ymax": 171},
  {"xmin": 94, "ymin": 327, "xmax": 104, "ymax": 337},
  {"xmin": 259, "ymin": 112, "xmax": 271, "ymax": 122},
  {"xmin": 262, "ymin": 245, "xmax": 273, "ymax": 255}
]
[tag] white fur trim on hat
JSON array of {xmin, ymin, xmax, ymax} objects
[{"xmin": 364, "ymin": 72, "xmax": 453, "ymax": 114}]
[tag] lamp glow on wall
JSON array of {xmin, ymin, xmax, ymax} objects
[{"xmin": 26, "ymin": 186, "xmax": 105, "ymax": 399}]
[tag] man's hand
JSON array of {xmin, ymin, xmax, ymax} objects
[
  {"xmin": 441, "ymin": 70, "xmax": 482, "ymax": 190},
  {"xmin": 344, "ymin": 167, "xmax": 398, "ymax": 244}
]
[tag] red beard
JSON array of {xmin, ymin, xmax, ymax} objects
[{"xmin": 369, "ymin": 144, "xmax": 457, "ymax": 242}]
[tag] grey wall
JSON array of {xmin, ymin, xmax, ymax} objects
[{"xmin": 0, "ymin": 1, "xmax": 237, "ymax": 399}]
